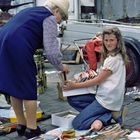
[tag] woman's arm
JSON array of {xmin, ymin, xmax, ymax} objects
[
  {"xmin": 63, "ymin": 69, "xmax": 112, "ymax": 90},
  {"xmin": 43, "ymin": 16, "xmax": 63, "ymax": 71}
]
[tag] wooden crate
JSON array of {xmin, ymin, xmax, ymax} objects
[
  {"xmin": 46, "ymin": 71, "xmax": 67, "ymax": 101},
  {"xmin": 44, "ymin": 48, "xmax": 81, "ymax": 64}
]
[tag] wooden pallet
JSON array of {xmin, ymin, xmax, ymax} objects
[
  {"xmin": 62, "ymin": 51, "xmax": 81, "ymax": 64},
  {"xmin": 45, "ymin": 51, "xmax": 81, "ymax": 64}
]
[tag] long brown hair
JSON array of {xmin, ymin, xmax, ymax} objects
[{"xmin": 100, "ymin": 26, "xmax": 129, "ymax": 65}]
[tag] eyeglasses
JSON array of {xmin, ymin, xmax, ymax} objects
[{"xmin": 59, "ymin": 9, "xmax": 67, "ymax": 21}]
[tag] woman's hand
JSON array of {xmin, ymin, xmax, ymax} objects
[
  {"xmin": 62, "ymin": 64, "xmax": 70, "ymax": 74},
  {"xmin": 63, "ymin": 80, "xmax": 77, "ymax": 90}
]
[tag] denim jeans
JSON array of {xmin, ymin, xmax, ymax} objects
[{"xmin": 67, "ymin": 94, "xmax": 112, "ymax": 130}]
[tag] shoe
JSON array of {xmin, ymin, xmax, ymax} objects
[
  {"xmin": 98, "ymin": 123, "xmax": 121, "ymax": 135},
  {"xmin": 24, "ymin": 126, "xmax": 43, "ymax": 139},
  {"xmin": 112, "ymin": 105, "xmax": 128, "ymax": 126},
  {"xmin": 16, "ymin": 124, "xmax": 26, "ymax": 136}
]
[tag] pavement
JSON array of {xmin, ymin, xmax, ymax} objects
[{"xmin": 0, "ymin": 63, "xmax": 140, "ymax": 140}]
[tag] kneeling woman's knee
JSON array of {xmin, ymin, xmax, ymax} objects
[
  {"xmin": 72, "ymin": 119, "xmax": 83, "ymax": 130},
  {"xmin": 72, "ymin": 118, "xmax": 87, "ymax": 130}
]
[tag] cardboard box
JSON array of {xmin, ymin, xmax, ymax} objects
[
  {"xmin": 63, "ymin": 86, "xmax": 96, "ymax": 97},
  {"xmin": 57, "ymin": 82, "xmax": 67, "ymax": 101},
  {"xmin": 45, "ymin": 71, "xmax": 65, "ymax": 83},
  {"xmin": 45, "ymin": 71, "xmax": 67, "ymax": 100},
  {"xmin": 51, "ymin": 110, "xmax": 78, "ymax": 129}
]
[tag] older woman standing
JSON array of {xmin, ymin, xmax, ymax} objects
[{"xmin": 0, "ymin": 0, "xmax": 69, "ymax": 139}]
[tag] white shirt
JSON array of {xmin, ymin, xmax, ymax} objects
[{"xmin": 95, "ymin": 54, "xmax": 126, "ymax": 111}]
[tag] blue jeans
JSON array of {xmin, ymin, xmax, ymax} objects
[{"xmin": 67, "ymin": 94, "xmax": 112, "ymax": 130}]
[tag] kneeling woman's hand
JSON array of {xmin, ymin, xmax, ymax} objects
[{"xmin": 63, "ymin": 80, "xmax": 77, "ymax": 90}]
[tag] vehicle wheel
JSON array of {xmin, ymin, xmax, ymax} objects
[{"xmin": 126, "ymin": 47, "xmax": 139, "ymax": 87}]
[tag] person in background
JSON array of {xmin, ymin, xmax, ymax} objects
[
  {"xmin": 0, "ymin": 0, "xmax": 69, "ymax": 139},
  {"xmin": 84, "ymin": 32, "xmax": 102, "ymax": 70},
  {"xmin": 63, "ymin": 27, "xmax": 129, "ymax": 131}
]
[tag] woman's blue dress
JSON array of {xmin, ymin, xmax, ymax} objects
[{"xmin": 0, "ymin": 6, "xmax": 52, "ymax": 100}]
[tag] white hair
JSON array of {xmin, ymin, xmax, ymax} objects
[
  {"xmin": 44, "ymin": 1, "xmax": 57, "ymax": 9},
  {"xmin": 44, "ymin": 0, "xmax": 69, "ymax": 20}
]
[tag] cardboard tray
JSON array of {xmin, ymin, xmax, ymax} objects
[{"xmin": 51, "ymin": 110, "xmax": 78, "ymax": 129}]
